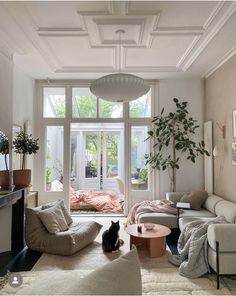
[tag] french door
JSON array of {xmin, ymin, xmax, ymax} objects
[
  {"xmin": 71, "ymin": 125, "xmax": 124, "ymax": 193},
  {"xmin": 102, "ymin": 131, "xmax": 123, "ymax": 191},
  {"xmin": 81, "ymin": 131, "xmax": 101, "ymax": 190}
]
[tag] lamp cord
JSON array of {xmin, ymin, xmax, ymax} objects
[
  {"xmin": 119, "ymin": 31, "xmax": 121, "ymax": 73},
  {"xmin": 116, "ymin": 29, "xmax": 124, "ymax": 73}
]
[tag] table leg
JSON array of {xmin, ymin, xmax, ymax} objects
[
  {"xmin": 177, "ymin": 208, "xmax": 180, "ymax": 228},
  {"xmin": 147, "ymin": 237, "xmax": 166, "ymax": 258},
  {"xmin": 130, "ymin": 235, "xmax": 146, "ymax": 250}
]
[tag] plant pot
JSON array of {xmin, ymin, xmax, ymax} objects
[
  {"xmin": 46, "ymin": 182, "xmax": 51, "ymax": 191},
  {"xmin": 0, "ymin": 170, "xmax": 10, "ymax": 189},
  {"xmin": 13, "ymin": 169, "xmax": 31, "ymax": 188}
]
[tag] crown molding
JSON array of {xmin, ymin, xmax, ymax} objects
[
  {"xmin": 93, "ymin": 17, "xmax": 146, "ymax": 26},
  {"xmin": 181, "ymin": 1, "xmax": 236, "ymax": 72},
  {"xmin": 125, "ymin": 1, "xmax": 162, "ymax": 17},
  {"xmin": 55, "ymin": 66, "xmax": 115, "ymax": 73},
  {"xmin": 54, "ymin": 65, "xmax": 181, "ymax": 74},
  {"xmin": 176, "ymin": 36, "xmax": 201, "ymax": 69},
  {"xmin": 3, "ymin": 4, "xmax": 61, "ymax": 71},
  {"xmin": 203, "ymin": 46, "xmax": 236, "ymax": 78},
  {"xmin": 93, "ymin": 17, "xmax": 146, "ymax": 46},
  {"xmin": 203, "ymin": 1, "xmax": 225, "ymax": 29},
  {"xmin": 77, "ymin": 4, "xmax": 113, "ymax": 17},
  {"xmin": 0, "ymin": 43, "xmax": 13, "ymax": 61},
  {"xmin": 151, "ymin": 27, "xmax": 204, "ymax": 36},
  {"xmin": 37, "ymin": 27, "xmax": 88, "ymax": 37},
  {"xmin": 123, "ymin": 66, "xmax": 182, "ymax": 73}
]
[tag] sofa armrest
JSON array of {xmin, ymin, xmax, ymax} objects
[
  {"xmin": 166, "ymin": 192, "xmax": 187, "ymax": 203},
  {"xmin": 207, "ymin": 224, "xmax": 236, "ymax": 252}
]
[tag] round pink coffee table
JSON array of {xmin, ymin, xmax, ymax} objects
[{"xmin": 125, "ymin": 223, "xmax": 171, "ymax": 258}]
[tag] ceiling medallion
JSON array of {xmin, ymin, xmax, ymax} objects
[{"xmin": 90, "ymin": 30, "xmax": 150, "ymax": 102}]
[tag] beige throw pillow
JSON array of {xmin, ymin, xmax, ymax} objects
[
  {"xmin": 180, "ymin": 190, "xmax": 208, "ymax": 210},
  {"xmin": 17, "ymin": 248, "xmax": 142, "ymax": 295},
  {"xmin": 42, "ymin": 200, "xmax": 73, "ymax": 226},
  {"xmin": 38, "ymin": 204, "xmax": 69, "ymax": 234}
]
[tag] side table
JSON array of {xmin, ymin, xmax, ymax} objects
[{"xmin": 125, "ymin": 223, "xmax": 171, "ymax": 258}]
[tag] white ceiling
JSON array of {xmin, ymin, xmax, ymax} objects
[{"xmin": 0, "ymin": 1, "xmax": 236, "ymax": 80}]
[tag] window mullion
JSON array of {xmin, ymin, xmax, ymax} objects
[{"xmin": 97, "ymin": 97, "xmax": 99, "ymax": 118}]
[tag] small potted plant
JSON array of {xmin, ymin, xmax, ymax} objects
[
  {"xmin": 0, "ymin": 131, "xmax": 9, "ymax": 189},
  {"xmin": 46, "ymin": 167, "xmax": 52, "ymax": 191},
  {"xmin": 140, "ymin": 168, "xmax": 148, "ymax": 183},
  {"xmin": 13, "ymin": 131, "xmax": 39, "ymax": 188}
]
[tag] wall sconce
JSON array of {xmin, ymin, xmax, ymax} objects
[
  {"xmin": 213, "ymin": 122, "xmax": 226, "ymax": 157},
  {"xmin": 216, "ymin": 122, "xmax": 226, "ymax": 139},
  {"xmin": 213, "ymin": 145, "xmax": 218, "ymax": 157}
]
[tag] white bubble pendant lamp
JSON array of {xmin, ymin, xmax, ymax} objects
[{"xmin": 90, "ymin": 30, "xmax": 150, "ymax": 102}]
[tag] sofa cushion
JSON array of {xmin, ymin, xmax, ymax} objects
[
  {"xmin": 38, "ymin": 203, "xmax": 69, "ymax": 234},
  {"xmin": 215, "ymin": 200, "xmax": 236, "ymax": 223},
  {"xmin": 137, "ymin": 212, "xmax": 178, "ymax": 228},
  {"xmin": 180, "ymin": 190, "xmax": 208, "ymax": 210},
  {"xmin": 179, "ymin": 209, "xmax": 216, "ymax": 219},
  {"xmin": 166, "ymin": 192, "xmax": 187, "ymax": 203},
  {"xmin": 17, "ymin": 248, "xmax": 142, "ymax": 295},
  {"xmin": 179, "ymin": 217, "xmax": 216, "ymax": 232},
  {"xmin": 42, "ymin": 200, "xmax": 73, "ymax": 226},
  {"xmin": 203, "ymin": 195, "xmax": 224, "ymax": 214}
]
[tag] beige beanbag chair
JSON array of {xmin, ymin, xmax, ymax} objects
[{"xmin": 25, "ymin": 200, "xmax": 102, "ymax": 256}]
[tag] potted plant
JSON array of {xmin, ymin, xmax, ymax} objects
[
  {"xmin": 145, "ymin": 98, "xmax": 210, "ymax": 192},
  {"xmin": 140, "ymin": 168, "xmax": 148, "ymax": 183},
  {"xmin": 0, "ymin": 131, "xmax": 9, "ymax": 189},
  {"xmin": 46, "ymin": 167, "xmax": 52, "ymax": 190},
  {"xmin": 13, "ymin": 131, "xmax": 39, "ymax": 187}
]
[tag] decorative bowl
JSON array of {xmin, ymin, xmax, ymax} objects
[{"xmin": 144, "ymin": 223, "xmax": 155, "ymax": 230}]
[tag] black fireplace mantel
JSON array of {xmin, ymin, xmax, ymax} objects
[{"xmin": 0, "ymin": 188, "xmax": 27, "ymax": 252}]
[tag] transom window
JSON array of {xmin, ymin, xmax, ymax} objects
[
  {"xmin": 43, "ymin": 88, "xmax": 66, "ymax": 118},
  {"xmin": 43, "ymin": 87, "xmax": 151, "ymax": 119}
]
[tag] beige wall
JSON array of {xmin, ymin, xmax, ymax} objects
[
  {"xmin": 0, "ymin": 51, "xmax": 35, "ymax": 252},
  {"xmin": 205, "ymin": 54, "xmax": 236, "ymax": 203},
  {"xmin": 159, "ymin": 79, "xmax": 204, "ymax": 197}
]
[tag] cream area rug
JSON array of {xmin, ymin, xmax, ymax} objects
[{"xmin": 0, "ymin": 217, "xmax": 235, "ymax": 295}]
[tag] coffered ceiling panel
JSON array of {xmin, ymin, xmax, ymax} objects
[
  {"xmin": 0, "ymin": 1, "xmax": 236, "ymax": 79},
  {"xmin": 44, "ymin": 36, "xmax": 114, "ymax": 67},
  {"xmin": 127, "ymin": 1, "xmax": 218, "ymax": 27},
  {"xmin": 125, "ymin": 35, "xmax": 196, "ymax": 67},
  {"xmin": 25, "ymin": 1, "xmax": 109, "ymax": 28}
]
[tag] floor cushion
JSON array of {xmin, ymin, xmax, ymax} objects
[{"xmin": 25, "ymin": 207, "xmax": 102, "ymax": 255}]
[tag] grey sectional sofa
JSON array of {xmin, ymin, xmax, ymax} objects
[{"xmin": 138, "ymin": 192, "xmax": 236, "ymax": 288}]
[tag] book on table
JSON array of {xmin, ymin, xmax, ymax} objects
[{"xmin": 176, "ymin": 202, "xmax": 191, "ymax": 209}]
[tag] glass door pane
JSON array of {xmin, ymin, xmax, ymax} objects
[
  {"xmin": 82, "ymin": 132, "xmax": 101, "ymax": 190},
  {"xmin": 106, "ymin": 132, "xmax": 119, "ymax": 178},
  {"xmin": 103, "ymin": 131, "xmax": 120, "ymax": 191},
  {"xmin": 45, "ymin": 126, "xmax": 64, "ymax": 192},
  {"xmin": 130, "ymin": 126, "xmax": 148, "ymax": 190}
]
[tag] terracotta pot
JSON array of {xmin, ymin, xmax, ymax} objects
[
  {"xmin": 13, "ymin": 169, "xmax": 31, "ymax": 188},
  {"xmin": 0, "ymin": 170, "xmax": 10, "ymax": 189},
  {"xmin": 46, "ymin": 182, "xmax": 51, "ymax": 191}
]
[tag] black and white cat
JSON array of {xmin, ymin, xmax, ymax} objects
[{"xmin": 102, "ymin": 220, "xmax": 124, "ymax": 252}]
